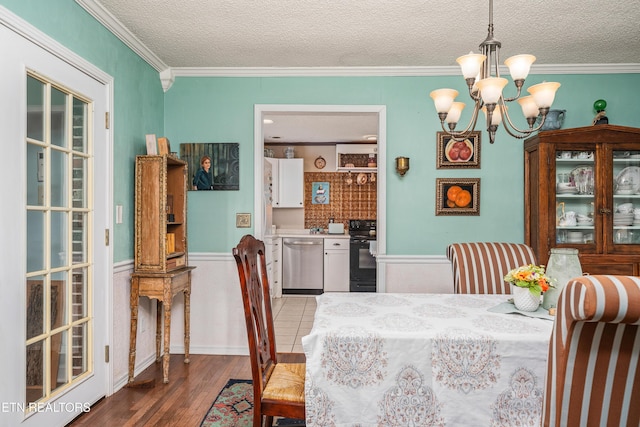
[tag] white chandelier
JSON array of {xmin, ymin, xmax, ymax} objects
[{"xmin": 430, "ymin": 0, "xmax": 560, "ymax": 144}]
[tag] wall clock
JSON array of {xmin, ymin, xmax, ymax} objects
[{"xmin": 314, "ymin": 156, "xmax": 326, "ymax": 169}]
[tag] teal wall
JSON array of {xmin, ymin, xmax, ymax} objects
[
  {"xmin": 4, "ymin": 1, "xmax": 640, "ymax": 258},
  {"xmin": 165, "ymin": 74, "xmax": 640, "ymax": 255},
  {"xmin": 1, "ymin": 0, "xmax": 165, "ymax": 262}
]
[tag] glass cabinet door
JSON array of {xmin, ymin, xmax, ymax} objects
[
  {"xmin": 612, "ymin": 149, "xmax": 640, "ymax": 245},
  {"xmin": 555, "ymin": 149, "xmax": 596, "ymax": 246}
]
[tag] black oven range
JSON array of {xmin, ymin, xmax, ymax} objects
[{"xmin": 348, "ymin": 219, "xmax": 377, "ymax": 292}]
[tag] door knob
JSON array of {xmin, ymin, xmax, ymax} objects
[{"xmin": 599, "ymin": 208, "xmax": 612, "ymax": 214}]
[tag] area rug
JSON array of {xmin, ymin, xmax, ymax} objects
[{"xmin": 200, "ymin": 379, "xmax": 305, "ymax": 426}]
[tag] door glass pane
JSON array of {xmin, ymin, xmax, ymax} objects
[
  {"xmin": 72, "ymin": 268, "xmax": 87, "ymax": 320},
  {"xmin": 50, "ymin": 87, "xmax": 67, "ymax": 148},
  {"xmin": 555, "ymin": 149, "xmax": 595, "ymax": 245},
  {"xmin": 72, "ymin": 323, "xmax": 88, "ymax": 379},
  {"xmin": 72, "ymin": 212, "xmax": 87, "ymax": 264},
  {"xmin": 26, "ymin": 75, "xmax": 44, "ymax": 141},
  {"xmin": 26, "ymin": 341, "xmax": 45, "ymax": 404},
  {"xmin": 51, "ymin": 211, "xmax": 68, "ymax": 269},
  {"xmin": 51, "ymin": 330, "xmax": 68, "ymax": 393},
  {"xmin": 51, "ymin": 148, "xmax": 68, "ymax": 207},
  {"xmin": 72, "ymin": 155, "xmax": 86, "ymax": 208},
  {"xmin": 26, "ymin": 276, "xmax": 45, "ymax": 340},
  {"xmin": 26, "ymin": 211, "xmax": 45, "ymax": 272},
  {"xmin": 612, "ymin": 150, "xmax": 640, "ymax": 244},
  {"xmin": 72, "ymin": 98, "xmax": 87, "ymax": 153},
  {"xmin": 51, "ymin": 272, "xmax": 67, "ymax": 328},
  {"xmin": 27, "ymin": 143, "xmax": 45, "ymax": 206}
]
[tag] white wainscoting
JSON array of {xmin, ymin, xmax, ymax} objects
[
  {"xmin": 379, "ymin": 255, "xmax": 455, "ymax": 294},
  {"xmin": 110, "ymin": 253, "xmax": 454, "ymax": 391}
]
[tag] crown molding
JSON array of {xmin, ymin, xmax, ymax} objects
[
  {"xmin": 171, "ymin": 63, "xmax": 640, "ymax": 78},
  {"xmin": 75, "ymin": 0, "xmax": 168, "ymax": 73}
]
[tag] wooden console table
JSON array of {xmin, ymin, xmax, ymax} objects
[{"xmin": 128, "ymin": 266, "xmax": 195, "ymax": 384}]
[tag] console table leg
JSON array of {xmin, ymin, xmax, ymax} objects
[
  {"xmin": 155, "ymin": 300, "xmax": 162, "ymax": 363},
  {"xmin": 162, "ymin": 279, "xmax": 172, "ymax": 384},
  {"xmin": 184, "ymin": 276, "xmax": 191, "ymax": 364},
  {"xmin": 128, "ymin": 277, "xmax": 140, "ymax": 384}
]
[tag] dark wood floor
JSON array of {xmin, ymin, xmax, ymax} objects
[
  {"xmin": 67, "ymin": 353, "xmax": 303, "ymax": 427},
  {"xmin": 67, "ymin": 354, "xmax": 251, "ymax": 427}
]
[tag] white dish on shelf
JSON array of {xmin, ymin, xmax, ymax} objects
[
  {"xmin": 557, "ymin": 183, "xmax": 576, "ymax": 191},
  {"xmin": 616, "ymin": 166, "xmax": 640, "ymax": 193},
  {"xmin": 557, "ymin": 187, "xmax": 578, "ymax": 194},
  {"xmin": 616, "ymin": 189, "xmax": 636, "ymax": 195},
  {"xmin": 630, "ymin": 154, "xmax": 640, "ymax": 159}
]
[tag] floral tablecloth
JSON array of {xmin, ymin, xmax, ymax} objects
[{"xmin": 301, "ymin": 293, "xmax": 554, "ymax": 427}]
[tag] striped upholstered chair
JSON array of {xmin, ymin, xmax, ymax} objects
[
  {"xmin": 543, "ymin": 275, "xmax": 640, "ymax": 427},
  {"xmin": 446, "ymin": 242, "xmax": 537, "ymax": 294}
]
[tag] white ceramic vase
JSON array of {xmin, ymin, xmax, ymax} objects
[{"xmin": 512, "ymin": 285, "xmax": 541, "ymax": 312}]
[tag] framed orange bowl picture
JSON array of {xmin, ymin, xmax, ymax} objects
[{"xmin": 436, "ymin": 178, "xmax": 480, "ymax": 215}]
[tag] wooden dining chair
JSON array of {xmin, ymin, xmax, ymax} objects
[
  {"xmin": 543, "ymin": 275, "xmax": 640, "ymax": 427},
  {"xmin": 446, "ymin": 242, "xmax": 537, "ymax": 294},
  {"xmin": 233, "ymin": 235, "xmax": 306, "ymax": 427}
]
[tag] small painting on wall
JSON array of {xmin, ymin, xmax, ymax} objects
[
  {"xmin": 436, "ymin": 131, "xmax": 481, "ymax": 169},
  {"xmin": 180, "ymin": 142, "xmax": 239, "ymax": 190},
  {"xmin": 435, "ymin": 178, "xmax": 480, "ymax": 215},
  {"xmin": 312, "ymin": 182, "xmax": 330, "ymax": 204}
]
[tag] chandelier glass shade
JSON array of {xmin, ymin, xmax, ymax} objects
[{"xmin": 430, "ymin": 0, "xmax": 560, "ymax": 143}]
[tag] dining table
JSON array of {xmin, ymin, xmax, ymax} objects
[{"xmin": 301, "ymin": 292, "xmax": 554, "ymax": 426}]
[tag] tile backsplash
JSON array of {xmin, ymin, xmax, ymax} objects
[{"xmin": 304, "ymin": 172, "xmax": 377, "ymax": 229}]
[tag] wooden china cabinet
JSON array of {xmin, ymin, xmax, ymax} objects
[
  {"xmin": 129, "ymin": 155, "xmax": 195, "ymax": 384},
  {"xmin": 524, "ymin": 125, "xmax": 640, "ymax": 276}
]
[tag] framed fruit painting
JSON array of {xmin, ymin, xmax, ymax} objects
[
  {"xmin": 435, "ymin": 178, "xmax": 480, "ymax": 216},
  {"xmin": 436, "ymin": 131, "xmax": 480, "ymax": 169}
]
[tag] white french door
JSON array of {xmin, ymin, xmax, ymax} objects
[{"xmin": 0, "ymin": 14, "xmax": 110, "ymax": 427}]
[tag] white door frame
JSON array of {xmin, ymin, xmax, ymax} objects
[
  {"xmin": 253, "ymin": 104, "xmax": 387, "ymax": 289},
  {"xmin": 0, "ymin": 6, "xmax": 114, "ymax": 425}
]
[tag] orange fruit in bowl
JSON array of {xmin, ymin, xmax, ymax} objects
[
  {"xmin": 447, "ymin": 185, "xmax": 463, "ymax": 201},
  {"xmin": 454, "ymin": 189, "xmax": 472, "ymax": 207}
]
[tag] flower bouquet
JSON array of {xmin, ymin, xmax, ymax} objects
[{"xmin": 503, "ymin": 264, "xmax": 553, "ymax": 297}]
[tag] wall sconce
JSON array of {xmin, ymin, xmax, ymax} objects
[{"xmin": 395, "ymin": 157, "xmax": 410, "ymax": 176}]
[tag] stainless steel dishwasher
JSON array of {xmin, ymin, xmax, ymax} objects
[{"xmin": 282, "ymin": 237, "xmax": 324, "ymax": 295}]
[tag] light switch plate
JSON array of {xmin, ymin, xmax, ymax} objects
[{"xmin": 236, "ymin": 213, "xmax": 251, "ymax": 228}]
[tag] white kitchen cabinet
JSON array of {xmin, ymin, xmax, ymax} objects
[
  {"xmin": 323, "ymin": 238, "xmax": 350, "ymax": 292},
  {"xmin": 266, "ymin": 158, "xmax": 304, "ymax": 208}
]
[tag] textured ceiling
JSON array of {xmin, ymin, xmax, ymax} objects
[{"xmin": 94, "ymin": 0, "xmax": 640, "ymax": 69}]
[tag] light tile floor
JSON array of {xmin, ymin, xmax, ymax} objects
[{"xmin": 272, "ymin": 296, "xmax": 317, "ymax": 353}]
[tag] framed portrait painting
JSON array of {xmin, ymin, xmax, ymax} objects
[
  {"xmin": 436, "ymin": 131, "xmax": 481, "ymax": 169},
  {"xmin": 435, "ymin": 178, "xmax": 480, "ymax": 216},
  {"xmin": 180, "ymin": 142, "xmax": 240, "ymax": 191}
]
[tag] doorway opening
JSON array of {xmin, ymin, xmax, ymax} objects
[{"xmin": 253, "ymin": 104, "xmax": 386, "ymax": 257}]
